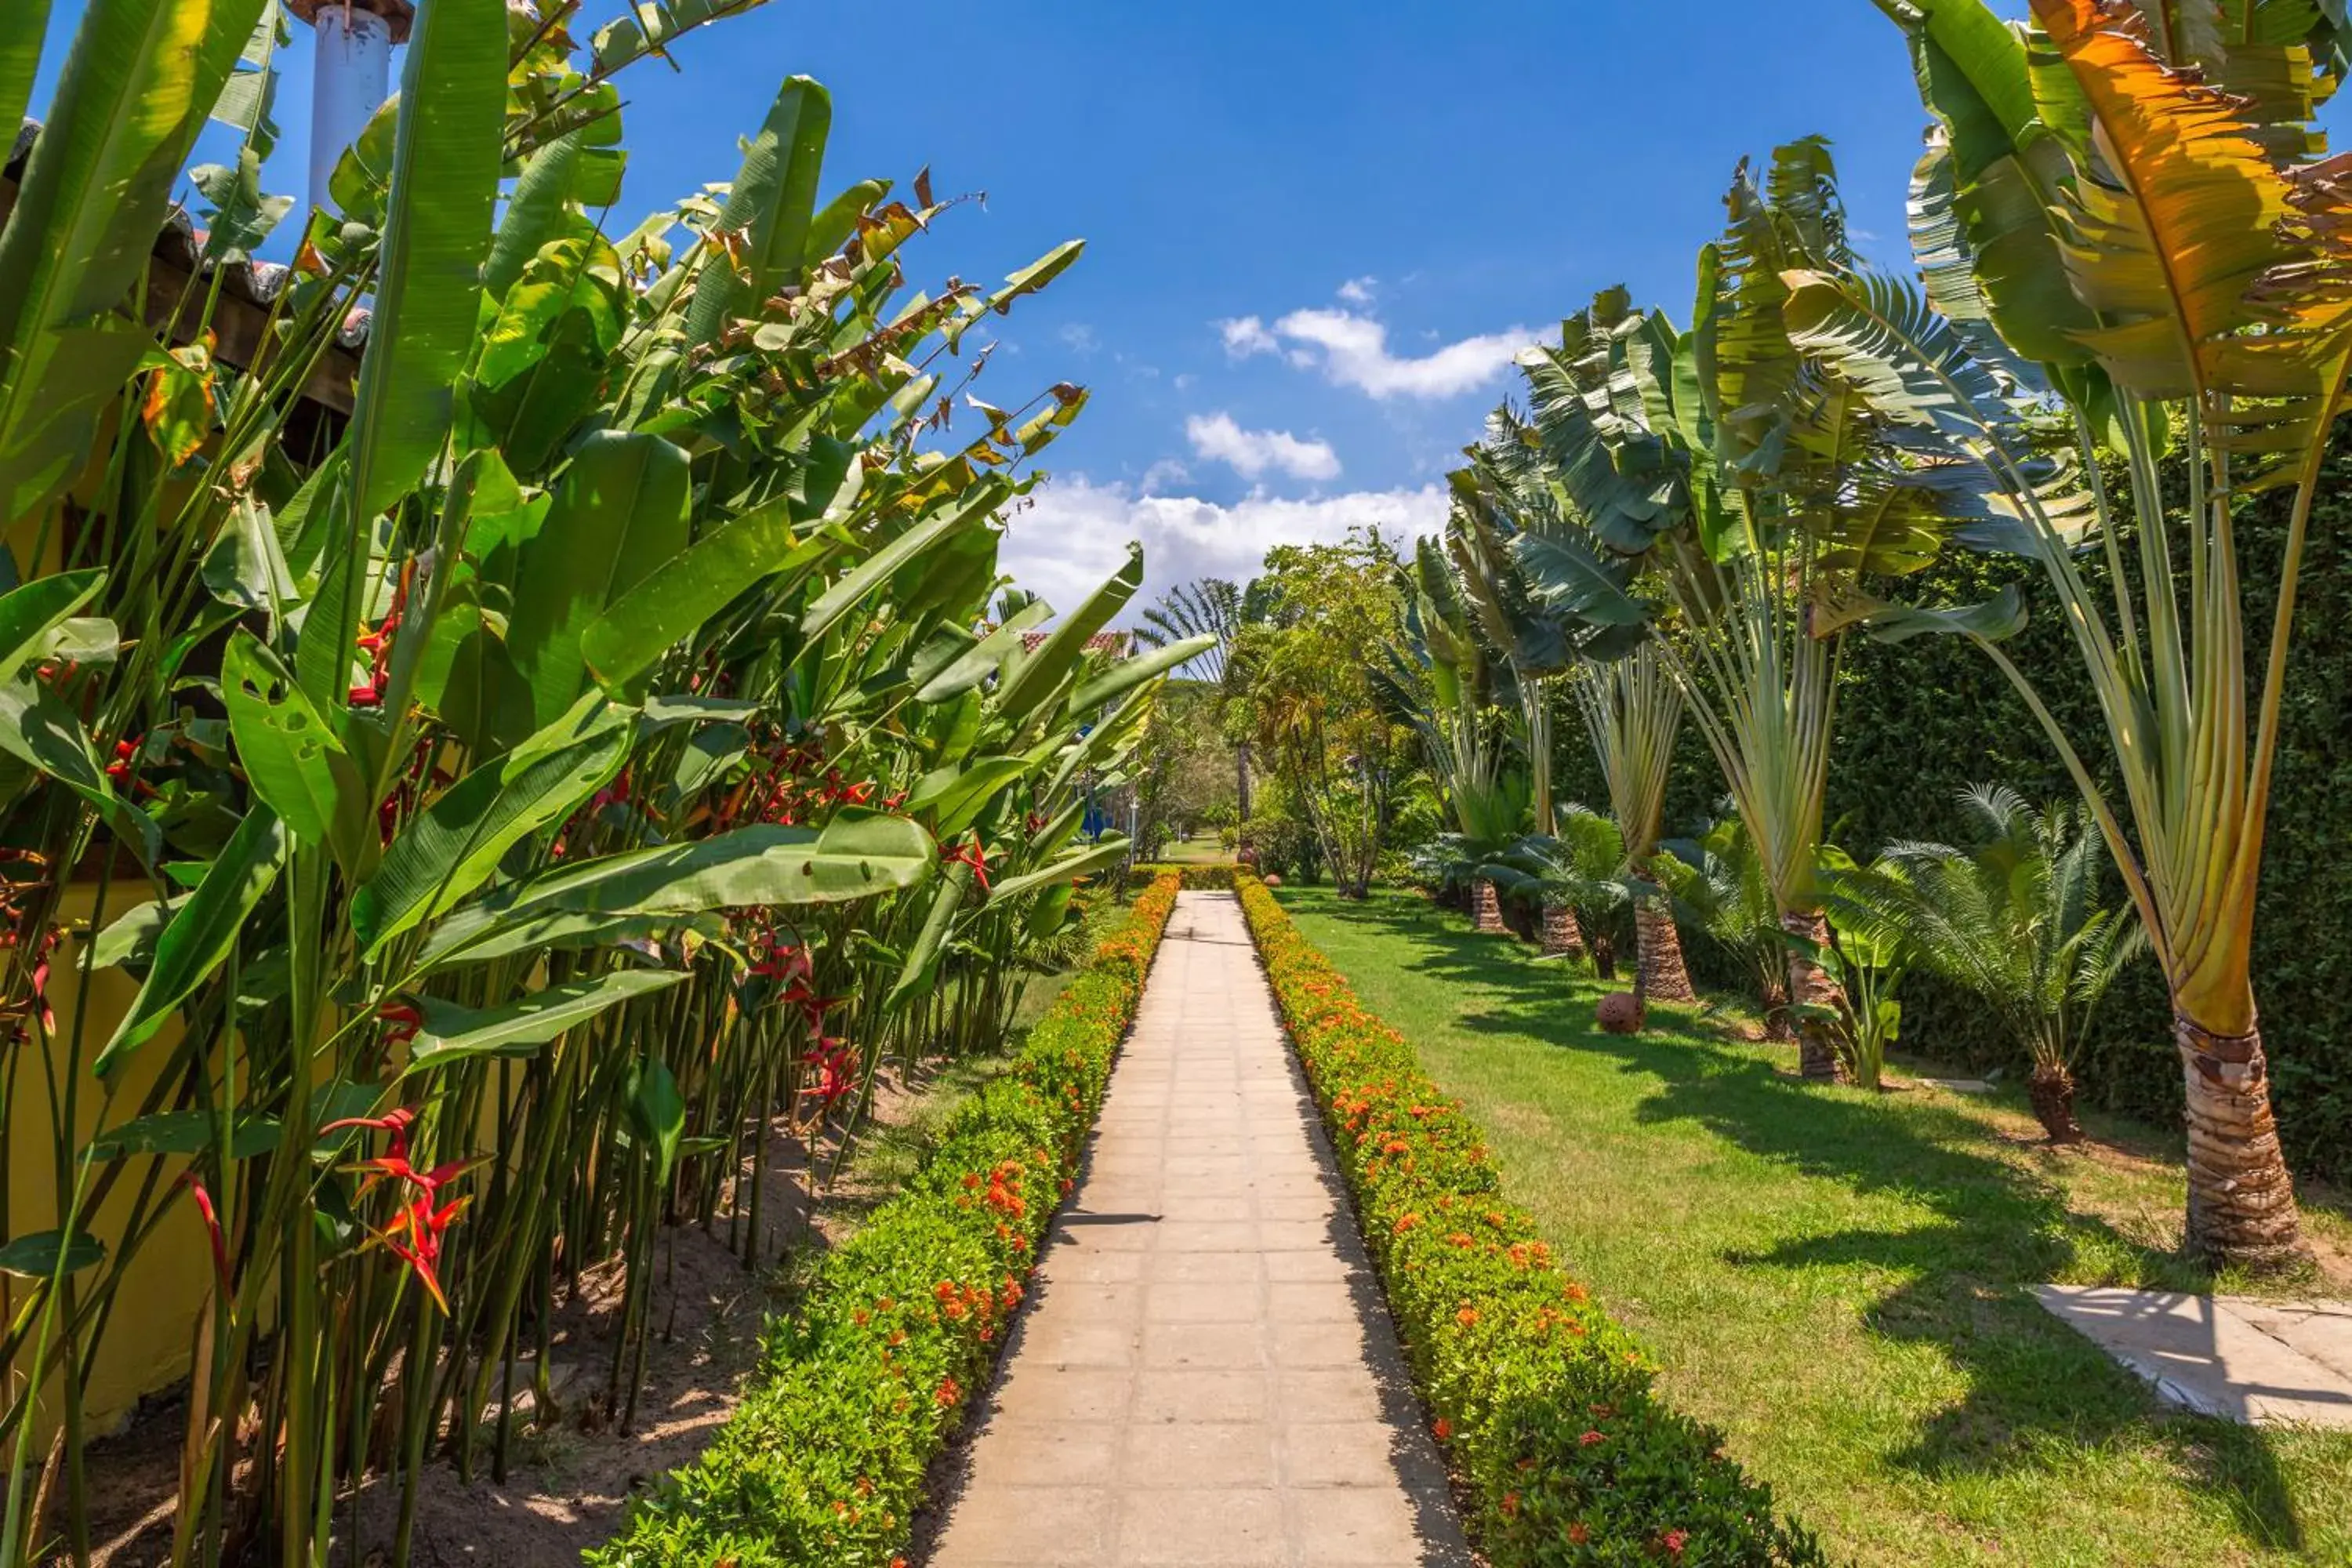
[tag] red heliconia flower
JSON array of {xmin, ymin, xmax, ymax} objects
[
  {"xmin": 942, "ymin": 833, "xmax": 990, "ymax": 891},
  {"xmin": 381, "ymin": 1190, "xmax": 469, "ymax": 1313},
  {"xmin": 183, "ymin": 1175, "xmax": 231, "ymax": 1288},
  {"xmin": 376, "ymin": 1001, "xmax": 424, "ymax": 1047}
]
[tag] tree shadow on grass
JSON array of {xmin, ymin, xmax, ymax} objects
[{"xmin": 1281, "ymin": 890, "xmax": 2314, "ymax": 1555}]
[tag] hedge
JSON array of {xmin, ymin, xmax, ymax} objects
[
  {"xmin": 1236, "ymin": 875, "xmax": 1823, "ymax": 1566},
  {"xmin": 1128, "ymin": 861, "xmax": 1237, "ymax": 889},
  {"xmin": 587, "ymin": 872, "xmax": 1181, "ymax": 1568}
]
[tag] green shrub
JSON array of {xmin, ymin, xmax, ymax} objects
[
  {"xmin": 588, "ymin": 874, "xmax": 1182, "ymax": 1567},
  {"xmin": 1130, "ymin": 862, "xmax": 1236, "ymax": 890},
  {"xmin": 1237, "ymin": 875, "xmax": 1822, "ymax": 1566}
]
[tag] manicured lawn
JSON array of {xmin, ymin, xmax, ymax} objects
[
  {"xmin": 1276, "ymin": 886, "xmax": 2352, "ymax": 1567},
  {"xmin": 1154, "ymin": 834, "xmax": 1236, "ymax": 865}
]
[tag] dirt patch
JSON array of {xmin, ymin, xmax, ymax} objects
[{"xmin": 64, "ymin": 1063, "xmax": 951, "ymax": 1568}]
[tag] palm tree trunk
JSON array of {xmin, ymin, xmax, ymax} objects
[
  {"xmin": 1236, "ymin": 742, "xmax": 1251, "ymax": 822},
  {"xmin": 2175, "ymin": 1007, "xmax": 2307, "ymax": 1270},
  {"xmin": 1780, "ymin": 908, "xmax": 1846, "ymax": 1083},
  {"xmin": 1472, "ymin": 879, "xmax": 1508, "ymax": 935},
  {"xmin": 1540, "ymin": 901, "xmax": 1584, "ymax": 959},
  {"xmin": 1632, "ymin": 876, "xmax": 1695, "ymax": 1004},
  {"xmin": 2026, "ymin": 1062, "xmax": 2084, "ymax": 1144}
]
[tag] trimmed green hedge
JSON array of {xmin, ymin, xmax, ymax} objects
[
  {"xmin": 1236, "ymin": 875, "xmax": 1823, "ymax": 1566},
  {"xmin": 588, "ymin": 873, "xmax": 1181, "ymax": 1568}
]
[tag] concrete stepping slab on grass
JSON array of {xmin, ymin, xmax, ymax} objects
[
  {"xmin": 927, "ymin": 891, "xmax": 1471, "ymax": 1567},
  {"xmin": 2034, "ymin": 1286, "xmax": 2352, "ymax": 1428}
]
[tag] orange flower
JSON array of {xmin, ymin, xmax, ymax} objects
[
  {"xmin": 1457, "ymin": 1306, "xmax": 1479, "ymax": 1327},
  {"xmin": 1568, "ymin": 1521, "xmax": 1591, "ymax": 1544},
  {"xmin": 1432, "ymin": 1417, "xmax": 1452, "ymax": 1441}
]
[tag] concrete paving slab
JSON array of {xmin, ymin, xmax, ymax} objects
[
  {"xmin": 927, "ymin": 892, "xmax": 1470, "ymax": 1566},
  {"xmin": 2034, "ymin": 1285, "xmax": 2352, "ymax": 1427}
]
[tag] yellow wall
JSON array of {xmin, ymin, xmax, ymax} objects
[{"xmin": 5, "ymin": 881, "xmax": 209, "ymax": 1448}]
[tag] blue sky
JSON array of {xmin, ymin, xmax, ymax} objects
[{"xmin": 35, "ymin": 0, "xmax": 2017, "ymax": 616}]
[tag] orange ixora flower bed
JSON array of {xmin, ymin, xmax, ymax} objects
[
  {"xmin": 1236, "ymin": 875, "xmax": 1823, "ymax": 1566},
  {"xmin": 592, "ymin": 873, "xmax": 1181, "ymax": 1568}
]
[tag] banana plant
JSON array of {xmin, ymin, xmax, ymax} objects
[
  {"xmin": 1853, "ymin": 0, "xmax": 2349, "ymax": 1266},
  {"xmin": 0, "ymin": 5, "xmax": 1175, "ymax": 1561}
]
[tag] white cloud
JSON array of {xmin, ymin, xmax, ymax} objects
[
  {"xmin": 997, "ymin": 475, "xmax": 1447, "ymax": 615},
  {"xmin": 1058, "ymin": 322, "xmax": 1100, "ymax": 355},
  {"xmin": 1337, "ymin": 276, "xmax": 1377, "ymax": 305},
  {"xmin": 1184, "ymin": 412, "xmax": 1341, "ymax": 481},
  {"xmin": 1273, "ymin": 307, "xmax": 1533, "ymax": 400},
  {"xmin": 1139, "ymin": 458, "xmax": 1191, "ymax": 494},
  {"xmin": 1219, "ymin": 315, "xmax": 1279, "ymax": 359}
]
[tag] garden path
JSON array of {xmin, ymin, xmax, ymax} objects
[{"xmin": 926, "ymin": 891, "xmax": 1470, "ymax": 1566}]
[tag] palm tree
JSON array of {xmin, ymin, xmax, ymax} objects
[
  {"xmin": 1508, "ymin": 158, "xmax": 1978, "ymax": 1084},
  {"xmin": 1832, "ymin": 786, "xmax": 2147, "ymax": 1142},
  {"xmin": 1569, "ymin": 645, "xmax": 1697, "ymax": 1000},
  {"xmin": 1853, "ymin": 0, "xmax": 2352, "ymax": 1265},
  {"xmin": 1485, "ymin": 805, "xmax": 1632, "ymax": 977},
  {"xmin": 1133, "ymin": 576, "xmax": 1250, "ymax": 818},
  {"xmin": 1389, "ymin": 539, "xmax": 1528, "ymax": 929},
  {"xmin": 1657, "ymin": 815, "xmax": 1791, "ymax": 1035}
]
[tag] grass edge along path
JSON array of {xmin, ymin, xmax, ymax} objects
[
  {"xmin": 1276, "ymin": 885, "xmax": 2352, "ymax": 1566},
  {"xmin": 586, "ymin": 873, "xmax": 1181, "ymax": 1568},
  {"xmin": 1235, "ymin": 873, "xmax": 1824, "ymax": 1566}
]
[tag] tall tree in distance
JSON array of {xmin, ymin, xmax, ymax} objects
[{"xmin": 1134, "ymin": 576, "xmax": 1254, "ymax": 818}]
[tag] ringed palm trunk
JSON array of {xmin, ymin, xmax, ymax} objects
[
  {"xmin": 2027, "ymin": 1060, "xmax": 2084, "ymax": 1145},
  {"xmin": 1631, "ymin": 873, "xmax": 1695, "ymax": 1003},
  {"xmin": 1471, "ymin": 879, "xmax": 1508, "ymax": 935},
  {"xmin": 1540, "ymin": 900, "xmax": 1585, "ymax": 958},
  {"xmin": 1780, "ymin": 908, "xmax": 1845, "ymax": 1083},
  {"xmin": 2176, "ymin": 1000, "xmax": 2305, "ymax": 1269}
]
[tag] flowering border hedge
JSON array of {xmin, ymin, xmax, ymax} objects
[
  {"xmin": 1236, "ymin": 874, "xmax": 1824, "ymax": 1566},
  {"xmin": 589, "ymin": 873, "xmax": 1181, "ymax": 1568},
  {"xmin": 1131, "ymin": 861, "xmax": 1236, "ymax": 889}
]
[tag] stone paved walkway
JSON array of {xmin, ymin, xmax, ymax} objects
[{"xmin": 927, "ymin": 892, "xmax": 1469, "ymax": 1566}]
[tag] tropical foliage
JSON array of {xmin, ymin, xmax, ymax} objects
[
  {"xmin": 0, "ymin": 5, "xmax": 1200, "ymax": 1561},
  {"xmin": 1832, "ymin": 786, "xmax": 2146, "ymax": 1138}
]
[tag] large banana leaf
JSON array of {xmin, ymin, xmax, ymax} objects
[
  {"xmin": 799, "ymin": 481, "xmax": 1007, "ymax": 643},
  {"xmin": 354, "ymin": 717, "xmax": 631, "ymax": 958},
  {"xmin": 419, "ymin": 815, "xmax": 935, "ymax": 965},
  {"xmin": 985, "ymin": 837, "xmax": 1131, "ymax": 905},
  {"xmin": 305, "ymin": 0, "xmax": 505, "ymax": 712},
  {"xmin": 998, "ymin": 543, "xmax": 1144, "ymax": 723},
  {"xmin": 2034, "ymin": 0, "xmax": 2341, "ymax": 408},
  {"xmin": 0, "ymin": 570, "xmax": 105, "ymax": 680},
  {"xmin": 581, "ymin": 497, "xmax": 818, "ymax": 695},
  {"xmin": 223, "ymin": 630, "xmax": 373, "ymax": 874},
  {"xmin": 405, "ymin": 969, "xmax": 689, "ymax": 1070},
  {"xmin": 0, "ymin": 0, "xmax": 266, "ymax": 519},
  {"xmin": 0, "ymin": 2, "xmax": 54, "ymax": 152},
  {"xmin": 1070, "ymin": 633, "xmax": 1216, "ymax": 713},
  {"xmin": 506, "ymin": 430, "xmax": 694, "ymax": 728},
  {"xmin": 684, "ymin": 75, "xmax": 829, "ymax": 348},
  {"xmin": 100, "ymin": 806, "xmax": 288, "ymax": 1073}
]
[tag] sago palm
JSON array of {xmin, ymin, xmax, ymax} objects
[
  {"xmin": 1835, "ymin": 786, "xmax": 2147, "ymax": 1141},
  {"xmin": 1851, "ymin": 0, "xmax": 2352, "ymax": 1265}
]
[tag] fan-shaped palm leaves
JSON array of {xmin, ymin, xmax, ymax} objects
[
  {"xmin": 1862, "ymin": 0, "xmax": 2352, "ymax": 1263},
  {"xmin": 1831, "ymin": 786, "xmax": 2147, "ymax": 1140}
]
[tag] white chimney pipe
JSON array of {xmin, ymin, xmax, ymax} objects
[{"xmin": 307, "ymin": 5, "xmax": 394, "ymax": 220}]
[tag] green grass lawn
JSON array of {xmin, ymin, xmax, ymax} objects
[
  {"xmin": 1153, "ymin": 834, "xmax": 1236, "ymax": 865},
  {"xmin": 1276, "ymin": 886, "xmax": 2352, "ymax": 1567}
]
